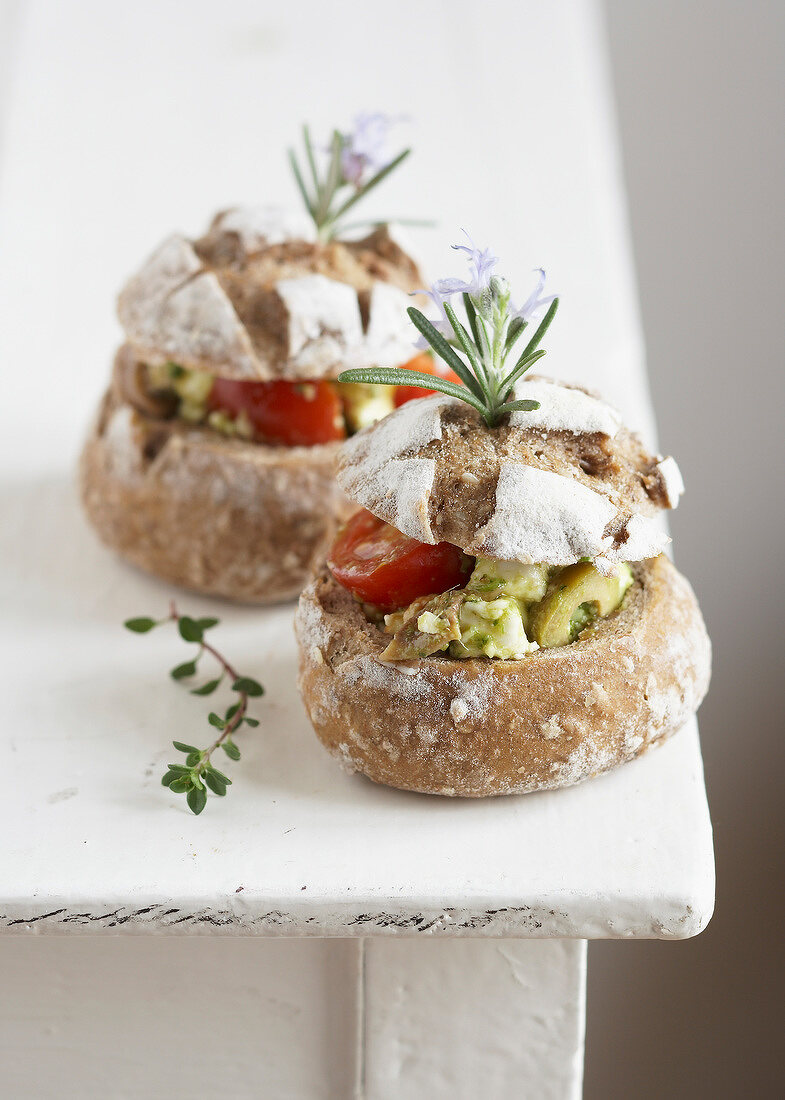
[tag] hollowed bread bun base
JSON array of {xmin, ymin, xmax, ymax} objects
[
  {"xmin": 295, "ymin": 556, "xmax": 710, "ymax": 796},
  {"xmin": 79, "ymin": 391, "xmax": 354, "ymax": 603}
]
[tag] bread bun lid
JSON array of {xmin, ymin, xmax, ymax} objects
[
  {"xmin": 295, "ymin": 558, "xmax": 710, "ymax": 796},
  {"xmin": 117, "ymin": 206, "xmax": 424, "ymax": 381},
  {"xmin": 79, "ymin": 376, "xmax": 354, "ymax": 604},
  {"xmin": 336, "ymin": 376, "xmax": 684, "ymax": 570}
]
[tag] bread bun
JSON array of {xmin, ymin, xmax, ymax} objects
[
  {"xmin": 295, "ymin": 555, "xmax": 710, "ymax": 796},
  {"xmin": 336, "ymin": 378, "xmax": 683, "ymax": 569},
  {"xmin": 80, "ymin": 389, "xmax": 354, "ymax": 603},
  {"xmin": 81, "ymin": 209, "xmax": 426, "ymax": 600},
  {"xmin": 117, "ymin": 210, "xmax": 423, "ymax": 382}
]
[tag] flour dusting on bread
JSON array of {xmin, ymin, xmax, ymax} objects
[
  {"xmin": 509, "ymin": 378, "xmax": 623, "ymax": 436},
  {"xmin": 117, "ymin": 209, "xmax": 423, "ymax": 381},
  {"xmin": 336, "ymin": 380, "xmax": 680, "ymax": 565}
]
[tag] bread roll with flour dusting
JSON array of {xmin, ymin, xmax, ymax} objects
[{"xmin": 296, "ymin": 377, "xmax": 710, "ymax": 795}]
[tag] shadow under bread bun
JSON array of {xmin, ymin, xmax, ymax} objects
[
  {"xmin": 295, "ymin": 556, "xmax": 710, "ymax": 797},
  {"xmin": 80, "ymin": 386, "xmax": 354, "ymax": 604}
]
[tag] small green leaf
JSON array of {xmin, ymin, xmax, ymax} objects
[
  {"xmin": 169, "ymin": 776, "xmax": 191, "ymax": 794},
  {"xmin": 196, "ymin": 618, "xmax": 219, "ymax": 632},
  {"xmin": 504, "ymin": 315, "xmax": 528, "ymax": 351},
  {"xmin": 165, "ymin": 764, "xmax": 190, "ymax": 776},
  {"xmin": 232, "ymin": 677, "xmax": 264, "ymax": 697},
  {"xmin": 204, "ymin": 771, "xmax": 227, "ymax": 797},
  {"xmin": 331, "ymin": 148, "xmax": 411, "ymax": 222},
  {"xmin": 406, "ymin": 307, "xmax": 487, "ymax": 400},
  {"xmin": 206, "ymin": 766, "xmax": 232, "ymax": 786},
  {"xmin": 244, "ymin": 717, "xmax": 260, "ymax": 728},
  {"xmin": 161, "ymin": 770, "xmax": 178, "ymax": 787},
  {"xmin": 187, "ymin": 786, "xmax": 207, "ymax": 815},
  {"xmin": 208, "ymin": 713, "xmax": 226, "ymax": 730},
  {"xmin": 497, "ymin": 398, "xmax": 542, "ymax": 415},
  {"xmin": 178, "ymin": 616, "xmax": 203, "ymax": 643},
  {"xmin": 338, "ymin": 366, "xmax": 487, "ymax": 415},
  {"xmin": 222, "ymin": 740, "xmax": 241, "ymax": 761},
  {"xmin": 172, "ymin": 741, "xmax": 199, "ymax": 754},
  {"xmin": 124, "ymin": 617, "xmax": 157, "ymax": 633},
  {"xmin": 225, "ymin": 702, "xmax": 240, "ymax": 723},
  {"xmin": 189, "ymin": 771, "xmax": 204, "ymax": 789},
  {"xmin": 171, "ymin": 661, "xmax": 197, "ymax": 680},
  {"xmin": 191, "ymin": 678, "xmax": 222, "ymax": 696},
  {"xmin": 185, "ymin": 752, "xmax": 202, "ymax": 767}
]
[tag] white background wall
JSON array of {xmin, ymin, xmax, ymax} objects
[{"xmin": 587, "ymin": 2, "xmax": 785, "ymax": 1096}]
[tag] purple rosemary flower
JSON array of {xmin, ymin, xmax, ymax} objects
[
  {"xmin": 431, "ymin": 231, "xmax": 499, "ymax": 299},
  {"xmin": 512, "ymin": 268, "xmax": 556, "ymax": 321},
  {"xmin": 340, "ymin": 112, "xmax": 400, "ymax": 187}
]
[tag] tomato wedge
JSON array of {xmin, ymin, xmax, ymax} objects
[
  {"xmin": 208, "ymin": 379, "xmax": 345, "ymax": 446},
  {"xmin": 394, "ymin": 352, "xmax": 463, "ymax": 406},
  {"xmin": 328, "ymin": 509, "xmax": 470, "ymax": 612}
]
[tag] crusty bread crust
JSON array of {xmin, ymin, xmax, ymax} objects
[
  {"xmin": 295, "ymin": 556, "xmax": 711, "ymax": 796},
  {"xmin": 79, "ymin": 390, "xmax": 354, "ymax": 603},
  {"xmin": 118, "ymin": 215, "xmax": 424, "ymax": 382},
  {"xmin": 336, "ymin": 379, "xmax": 680, "ymax": 568}
]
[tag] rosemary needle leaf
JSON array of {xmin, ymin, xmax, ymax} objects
[
  {"xmin": 504, "ymin": 315, "xmax": 528, "ymax": 352},
  {"xmin": 512, "ymin": 299, "xmax": 559, "ymax": 368},
  {"xmin": 302, "ymin": 124, "xmax": 321, "ymax": 195},
  {"xmin": 498, "ymin": 348, "xmax": 548, "ymax": 393},
  {"xmin": 442, "ymin": 302, "xmax": 489, "ymax": 390},
  {"xmin": 288, "ymin": 150, "xmax": 315, "ymax": 218},
  {"xmin": 406, "ymin": 308, "xmax": 485, "ymax": 398},
  {"xmin": 338, "ymin": 367, "xmax": 487, "ymax": 415},
  {"xmin": 331, "ymin": 148, "xmax": 411, "ymax": 222},
  {"xmin": 496, "ymin": 398, "xmax": 542, "ymax": 415},
  {"xmin": 462, "ymin": 293, "xmax": 483, "ymax": 350}
]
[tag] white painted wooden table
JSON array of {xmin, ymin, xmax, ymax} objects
[{"xmin": 0, "ymin": 1, "xmax": 714, "ymax": 1096}]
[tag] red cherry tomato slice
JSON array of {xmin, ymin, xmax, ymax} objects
[
  {"xmin": 327, "ymin": 509, "xmax": 470, "ymax": 612},
  {"xmin": 208, "ymin": 379, "xmax": 345, "ymax": 446},
  {"xmin": 394, "ymin": 352, "xmax": 463, "ymax": 407}
]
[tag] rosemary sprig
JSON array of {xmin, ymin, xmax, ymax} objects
[
  {"xmin": 124, "ymin": 602, "xmax": 263, "ymax": 815},
  {"xmin": 289, "ymin": 114, "xmax": 411, "ymax": 242},
  {"xmin": 338, "ymin": 236, "xmax": 559, "ymax": 428}
]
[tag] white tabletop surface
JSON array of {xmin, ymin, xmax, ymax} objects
[{"xmin": 0, "ymin": 0, "xmax": 713, "ymax": 938}]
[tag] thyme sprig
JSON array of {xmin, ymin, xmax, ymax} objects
[
  {"xmin": 289, "ymin": 113, "xmax": 411, "ymax": 242},
  {"xmin": 124, "ymin": 602, "xmax": 264, "ymax": 815},
  {"xmin": 338, "ymin": 236, "xmax": 559, "ymax": 427}
]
